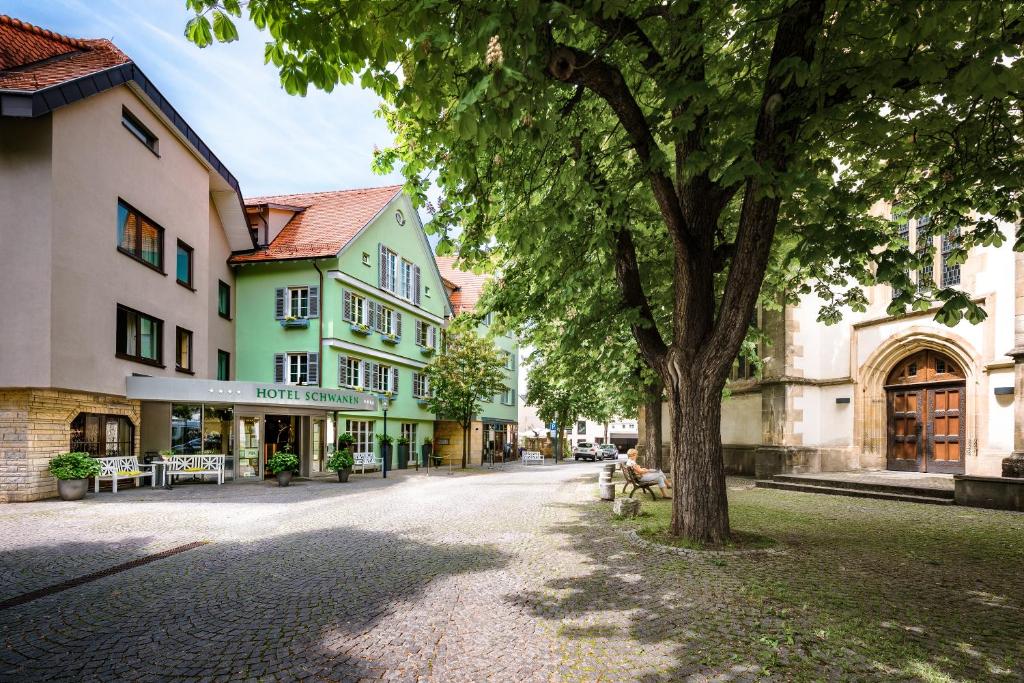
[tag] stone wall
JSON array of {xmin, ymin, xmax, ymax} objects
[
  {"xmin": 433, "ymin": 420, "xmax": 484, "ymax": 466},
  {"xmin": 0, "ymin": 389, "xmax": 140, "ymax": 502}
]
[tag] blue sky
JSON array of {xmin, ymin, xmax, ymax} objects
[{"xmin": 6, "ymin": 0, "xmax": 401, "ymax": 198}]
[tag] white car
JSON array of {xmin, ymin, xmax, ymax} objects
[
  {"xmin": 599, "ymin": 444, "xmax": 618, "ymax": 459},
  {"xmin": 573, "ymin": 442, "xmax": 602, "ymax": 461}
]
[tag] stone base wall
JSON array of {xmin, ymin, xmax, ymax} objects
[
  {"xmin": 723, "ymin": 445, "xmax": 758, "ymax": 476},
  {"xmin": 0, "ymin": 389, "xmax": 140, "ymax": 502}
]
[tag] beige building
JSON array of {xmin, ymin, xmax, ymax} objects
[
  {"xmin": 0, "ymin": 17, "xmax": 251, "ymax": 501},
  {"xmin": 708, "ymin": 209, "xmax": 1022, "ymax": 480}
]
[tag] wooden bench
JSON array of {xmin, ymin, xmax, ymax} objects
[
  {"xmin": 522, "ymin": 451, "xmax": 544, "ymax": 466},
  {"xmin": 166, "ymin": 455, "xmax": 225, "ymax": 485},
  {"xmin": 620, "ymin": 463, "xmax": 659, "ymax": 500},
  {"xmin": 94, "ymin": 456, "xmax": 155, "ymax": 493}
]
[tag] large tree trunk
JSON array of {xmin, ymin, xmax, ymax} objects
[
  {"xmin": 666, "ymin": 363, "xmax": 730, "ymax": 546},
  {"xmin": 639, "ymin": 379, "xmax": 663, "ymax": 470}
]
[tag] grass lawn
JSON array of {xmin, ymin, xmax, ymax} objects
[{"xmin": 609, "ymin": 478, "xmax": 1024, "ymax": 681}]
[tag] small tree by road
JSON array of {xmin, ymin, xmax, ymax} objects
[
  {"xmin": 525, "ymin": 353, "xmax": 611, "ymax": 462},
  {"xmin": 424, "ymin": 318, "xmax": 507, "ymax": 468}
]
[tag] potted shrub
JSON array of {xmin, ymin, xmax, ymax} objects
[
  {"xmin": 48, "ymin": 452, "xmax": 100, "ymax": 501},
  {"xmin": 268, "ymin": 448, "xmax": 299, "ymax": 486},
  {"xmin": 377, "ymin": 433, "xmax": 394, "ymax": 469},
  {"xmin": 338, "ymin": 432, "xmax": 355, "ymax": 451},
  {"xmin": 421, "ymin": 436, "xmax": 434, "ymax": 468},
  {"xmin": 327, "ymin": 448, "xmax": 354, "ymax": 482}
]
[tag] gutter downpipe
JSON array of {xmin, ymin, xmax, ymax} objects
[{"xmin": 313, "ymin": 260, "xmax": 325, "ymax": 387}]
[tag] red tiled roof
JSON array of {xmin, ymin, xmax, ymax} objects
[
  {"xmin": 435, "ymin": 256, "xmax": 489, "ymax": 314},
  {"xmin": 231, "ymin": 185, "xmax": 404, "ymax": 263},
  {"xmin": 0, "ymin": 16, "xmax": 130, "ymax": 91}
]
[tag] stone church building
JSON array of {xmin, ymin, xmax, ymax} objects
[{"xmin": 706, "ymin": 210, "xmax": 1022, "ymax": 479}]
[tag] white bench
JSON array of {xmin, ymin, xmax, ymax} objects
[
  {"xmin": 94, "ymin": 456, "xmax": 155, "ymax": 492},
  {"xmin": 523, "ymin": 451, "xmax": 545, "ymax": 466},
  {"xmin": 353, "ymin": 451, "xmax": 382, "ymax": 474},
  {"xmin": 166, "ymin": 455, "xmax": 225, "ymax": 485}
]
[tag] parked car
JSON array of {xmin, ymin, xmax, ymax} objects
[
  {"xmin": 599, "ymin": 444, "xmax": 618, "ymax": 459},
  {"xmin": 573, "ymin": 442, "xmax": 602, "ymax": 461}
]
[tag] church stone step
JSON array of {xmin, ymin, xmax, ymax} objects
[
  {"xmin": 770, "ymin": 474, "xmax": 955, "ymax": 499},
  {"xmin": 755, "ymin": 480, "xmax": 955, "ymax": 505}
]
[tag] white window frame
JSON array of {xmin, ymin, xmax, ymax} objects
[
  {"xmin": 344, "ymin": 356, "xmax": 362, "ymax": 388},
  {"xmin": 384, "ymin": 248, "xmax": 398, "ymax": 293},
  {"xmin": 350, "ymin": 293, "xmax": 366, "ymax": 325},
  {"xmin": 287, "ymin": 353, "xmax": 309, "ymax": 385},
  {"xmin": 287, "ymin": 286, "xmax": 309, "ymax": 318},
  {"xmin": 376, "ymin": 363, "xmax": 393, "ymax": 393},
  {"xmin": 346, "ymin": 419, "xmax": 375, "ymax": 462},
  {"xmin": 399, "ymin": 259, "xmax": 414, "ymax": 300},
  {"xmin": 401, "ymin": 423, "xmax": 417, "ymax": 450},
  {"xmin": 413, "ymin": 372, "xmax": 431, "ymax": 399},
  {"xmin": 380, "ymin": 306, "xmax": 395, "ymax": 336}
]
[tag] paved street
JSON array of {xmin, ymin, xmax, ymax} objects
[{"xmin": 2, "ymin": 463, "xmax": 1023, "ymax": 682}]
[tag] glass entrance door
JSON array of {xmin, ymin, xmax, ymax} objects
[
  {"xmin": 311, "ymin": 418, "xmax": 325, "ymax": 474},
  {"xmin": 238, "ymin": 416, "xmax": 262, "ymax": 479}
]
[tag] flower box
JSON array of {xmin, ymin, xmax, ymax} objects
[
  {"xmin": 419, "ymin": 346, "xmax": 435, "ymax": 356},
  {"xmin": 381, "ymin": 335, "xmax": 400, "ymax": 345},
  {"xmin": 350, "ymin": 324, "xmax": 371, "ymax": 335},
  {"xmin": 280, "ymin": 318, "xmax": 309, "ymax": 328},
  {"xmin": 417, "ymin": 399, "xmax": 431, "ymax": 408}
]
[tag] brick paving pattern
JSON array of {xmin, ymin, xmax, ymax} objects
[{"xmin": 0, "ymin": 463, "xmax": 1021, "ymax": 682}]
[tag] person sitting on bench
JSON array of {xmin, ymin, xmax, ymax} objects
[{"xmin": 624, "ymin": 448, "xmax": 672, "ymax": 499}]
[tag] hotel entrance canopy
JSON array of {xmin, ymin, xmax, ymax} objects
[{"xmin": 126, "ymin": 377, "xmax": 378, "ymax": 411}]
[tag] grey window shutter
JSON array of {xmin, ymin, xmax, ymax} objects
[
  {"xmin": 395, "ymin": 311, "xmax": 402, "ymax": 338},
  {"xmin": 367, "ymin": 301, "xmax": 376, "ymax": 331},
  {"xmin": 375, "ymin": 303, "xmax": 384, "ymax": 333},
  {"xmin": 362, "ymin": 360, "xmax": 372, "ymax": 389},
  {"xmin": 339, "ymin": 358, "xmax": 346, "ymax": 386},
  {"xmin": 308, "ymin": 286, "xmax": 320, "ymax": 318},
  {"xmin": 343, "ymin": 290, "xmax": 351, "ymax": 322},
  {"xmin": 307, "ymin": 352, "xmax": 319, "ymax": 385},
  {"xmin": 414, "ymin": 319, "xmax": 422, "ymax": 345},
  {"xmin": 274, "ymin": 288, "xmax": 286, "ymax": 319},
  {"xmin": 413, "ymin": 265, "xmax": 421, "ymax": 306},
  {"xmin": 392, "ymin": 367, "xmax": 399, "ymax": 394},
  {"xmin": 378, "ymin": 243, "xmax": 387, "ymax": 290},
  {"xmin": 274, "ymin": 353, "xmax": 285, "ymax": 383},
  {"xmin": 412, "ymin": 372, "xmax": 419, "ymax": 397}
]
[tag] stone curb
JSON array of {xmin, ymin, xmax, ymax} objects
[{"xmin": 622, "ymin": 527, "xmax": 787, "ymax": 558}]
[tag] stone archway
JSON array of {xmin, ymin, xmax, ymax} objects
[{"xmin": 854, "ymin": 328, "xmax": 981, "ymax": 471}]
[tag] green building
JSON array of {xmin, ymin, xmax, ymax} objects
[
  {"xmin": 231, "ymin": 186, "xmax": 449, "ymax": 476},
  {"xmin": 434, "ymin": 257, "xmax": 520, "ymax": 465}
]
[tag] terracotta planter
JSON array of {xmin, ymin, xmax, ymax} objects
[
  {"xmin": 276, "ymin": 471, "xmax": 293, "ymax": 487},
  {"xmin": 337, "ymin": 468, "xmax": 351, "ymax": 483},
  {"xmin": 57, "ymin": 478, "xmax": 88, "ymax": 501}
]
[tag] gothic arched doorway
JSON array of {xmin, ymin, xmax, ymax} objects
[{"xmin": 885, "ymin": 350, "xmax": 966, "ymax": 473}]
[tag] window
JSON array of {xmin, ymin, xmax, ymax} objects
[
  {"xmin": 378, "ymin": 305, "xmax": 400, "ymax": 336},
  {"xmin": 289, "ymin": 287, "xmax": 309, "ymax": 318},
  {"xmin": 401, "ymin": 423, "xmax": 417, "ymax": 452},
  {"xmin": 504, "ymin": 351, "xmax": 515, "ymax": 370},
  {"xmin": 395, "ymin": 210, "xmax": 406, "ymax": 226},
  {"xmin": 70, "ymin": 413, "xmax": 134, "ymax": 457},
  {"xmin": 891, "ymin": 210, "xmax": 910, "ymax": 301},
  {"xmin": 218, "ymin": 281, "xmax": 231, "ymax": 319},
  {"xmin": 116, "ymin": 304, "xmax": 163, "ymax": 365},
  {"xmin": 346, "ymin": 419, "xmax": 375, "ymax": 459},
  {"xmin": 274, "ymin": 352, "xmax": 319, "ymax": 385},
  {"xmin": 916, "ymin": 216, "xmax": 933, "ymax": 290},
  {"xmin": 175, "ymin": 327, "xmax": 193, "ymax": 373},
  {"xmin": 343, "ymin": 291, "xmax": 366, "ymax": 325},
  {"xmin": 577, "ymin": 421, "xmax": 587, "ymax": 434},
  {"xmin": 502, "ymin": 387, "xmax": 515, "ymax": 406},
  {"xmin": 117, "ymin": 200, "xmax": 164, "ymax": 271},
  {"xmin": 122, "ymin": 107, "xmax": 158, "ymax": 154},
  {"xmin": 342, "ymin": 356, "xmax": 362, "ymax": 388},
  {"xmin": 176, "ymin": 241, "xmax": 194, "ymax": 289},
  {"xmin": 377, "ymin": 363, "xmax": 393, "ymax": 393},
  {"xmin": 217, "ymin": 350, "xmax": 230, "ymax": 380},
  {"xmin": 400, "ymin": 259, "xmax": 414, "ymax": 300},
  {"xmin": 171, "ymin": 404, "xmax": 202, "ymax": 455},
  {"xmin": 942, "ymin": 228, "xmax": 961, "ymax": 286},
  {"xmin": 379, "ymin": 245, "xmax": 398, "ymax": 292},
  {"xmin": 362, "ymin": 252, "xmax": 371, "ymax": 267},
  {"xmin": 414, "ymin": 321, "xmax": 437, "ymax": 348},
  {"xmin": 482, "ymin": 312, "xmax": 493, "ymax": 325},
  {"xmin": 413, "ymin": 372, "xmax": 431, "ymax": 398}
]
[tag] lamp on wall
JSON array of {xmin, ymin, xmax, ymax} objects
[
  {"xmin": 994, "ymin": 387, "xmax": 1014, "ymax": 396},
  {"xmin": 835, "ymin": 397, "xmax": 851, "ymax": 404}
]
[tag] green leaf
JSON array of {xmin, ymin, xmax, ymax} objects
[
  {"xmin": 212, "ymin": 10, "xmax": 239, "ymax": 43},
  {"xmin": 185, "ymin": 16, "xmax": 213, "ymax": 48}
]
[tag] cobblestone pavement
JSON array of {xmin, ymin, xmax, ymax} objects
[{"xmin": 1, "ymin": 464, "xmax": 1022, "ymax": 682}]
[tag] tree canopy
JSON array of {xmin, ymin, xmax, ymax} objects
[{"xmin": 188, "ymin": 0, "xmax": 1024, "ymax": 544}]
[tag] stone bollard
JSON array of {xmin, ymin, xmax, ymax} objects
[
  {"xmin": 599, "ymin": 470, "xmax": 615, "ymax": 501},
  {"xmin": 613, "ymin": 498, "xmax": 640, "ymax": 518}
]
